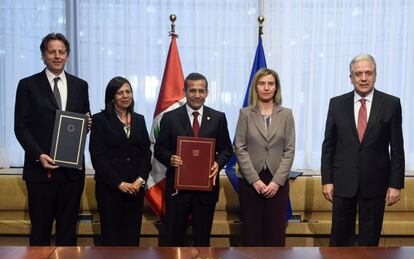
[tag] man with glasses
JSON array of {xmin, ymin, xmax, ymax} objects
[
  {"xmin": 154, "ymin": 72, "xmax": 233, "ymax": 246},
  {"xmin": 321, "ymin": 54, "xmax": 405, "ymax": 246},
  {"xmin": 14, "ymin": 33, "xmax": 91, "ymax": 246}
]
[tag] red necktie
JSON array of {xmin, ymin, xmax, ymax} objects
[
  {"xmin": 192, "ymin": 111, "xmax": 200, "ymax": 137},
  {"xmin": 357, "ymin": 98, "xmax": 367, "ymax": 142}
]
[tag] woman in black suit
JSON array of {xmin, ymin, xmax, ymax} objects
[{"xmin": 89, "ymin": 76, "xmax": 151, "ymax": 246}]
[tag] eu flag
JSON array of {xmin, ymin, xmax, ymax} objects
[{"xmin": 225, "ymin": 35, "xmax": 267, "ymax": 193}]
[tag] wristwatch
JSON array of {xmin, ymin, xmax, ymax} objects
[{"xmin": 137, "ymin": 177, "xmax": 146, "ymax": 186}]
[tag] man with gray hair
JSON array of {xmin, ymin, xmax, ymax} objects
[{"xmin": 321, "ymin": 54, "xmax": 405, "ymax": 246}]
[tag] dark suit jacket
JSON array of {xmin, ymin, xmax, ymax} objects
[
  {"xmin": 89, "ymin": 112, "xmax": 152, "ymax": 189},
  {"xmin": 321, "ymin": 89, "xmax": 405, "ymax": 198},
  {"xmin": 14, "ymin": 69, "xmax": 90, "ymax": 182},
  {"xmin": 154, "ymin": 105, "xmax": 233, "ymax": 204}
]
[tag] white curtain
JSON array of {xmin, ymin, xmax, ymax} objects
[
  {"xmin": 0, "ymin": 0, "xmax": 66, "ymax": 168},
  {"xmin": 263, "ymin": 0, "xmax": 414, "ymax": 170},
  {"xmin": 1, "ymin": 0, "xmax": 413, "ymax": 171},
  {"xmin": 75, "ymin": 0, "xmax": 259, "ymax": 167}
]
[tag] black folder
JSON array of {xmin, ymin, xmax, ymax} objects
[
  {"xmin": 50, "ymin": 110, "xmax": 88, "ymax": 169},
  {"xmin": 289, "ymin": 171, "xmax": 303, "ymax": 179}
]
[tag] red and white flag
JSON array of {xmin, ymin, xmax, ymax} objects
[{"xmin": 145, "ymin": 35, "xmax": 185, "ymax": 218}]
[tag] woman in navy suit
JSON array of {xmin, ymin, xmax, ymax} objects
[{"xmin": 90, "ymin": 76, "xmax": 151, "ymax": 246}]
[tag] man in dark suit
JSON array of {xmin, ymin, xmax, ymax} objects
[
  {"xmin": 14, "ymin": 33, "xmax": 90, "ymax": 246},
  {"xmin": 321, "ymin": 54, "xmax": 405, "ymax": 246},
  {"xmin": 154, "ymin": 72, "xmax": 233, "ymax": 246}
]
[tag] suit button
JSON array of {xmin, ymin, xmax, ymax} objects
[
  {"xmin": 265, "ymin": 146, "xmax": 269, "ymax": 151},
  {"xmin": 126, "ymin": 157, "xmax": 131, "ymax": 162}
]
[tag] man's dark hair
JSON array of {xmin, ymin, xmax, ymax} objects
[
  {"xmin": 184, "ymin": 72, "xmax": 208, "ymax": 91},
  {"xmin": 40, "ymin": 33, "xmax": 71, "ymax": 55}
]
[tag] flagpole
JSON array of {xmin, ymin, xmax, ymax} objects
[
  {"xmin": 225, "ymin": 16, "xmax": 268, "ymax": 192},
  {"xmin": 169, "ymin": 14, "xmax": 178, "ymax": 37},
  {"xmin": 146, "ymin": 14, "xmax": 185, "ymax": 219},
  {"xmin": 258, "ymin": 15, "xmax": 264, "ymax": 38},
  {"xmin": 257, "ymin": 15, "xmax": 294, "ymax": 221}
]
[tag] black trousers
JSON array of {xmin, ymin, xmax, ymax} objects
[
  {"xmin": 26, "ymin": 172, "xmax": 84, "ymax": 246},
  {"xmin": 239, "ymin": 169, "xmax": 289, "ymax": 247},
  {"xmin": 330, "ymin": 193, "xmax": 386, "ymax": 246},
  {"xmin": 165, "ymin": 194, "xmax": 216, "ymax": 247},
  {"xmin": 95, "ymin": 181, "xmax": 144, "ymax": 246}
]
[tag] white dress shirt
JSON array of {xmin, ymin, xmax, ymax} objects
[{"xmin": 186, "ymin": 104, "xmax": 203, "ymax": 128}]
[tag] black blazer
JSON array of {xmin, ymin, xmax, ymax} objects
[
  {"xmin": 321, "ymin": 89, "xmax": 405, "ymax": 198},
  {"xmin": 89, "ymin": 112, "xmax": 152, "ymax": 189},
  {"xmin": 154, "ymin": 105, "xmax": 233, "ymax": 204},
  {"xmin": 14, "ymin": 70, "xmax": 90, "ymax": 182}
]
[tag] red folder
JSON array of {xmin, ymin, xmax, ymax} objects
[{"xmin": 175, "ymin": 136, "xmax": 216, "ymax": 191}]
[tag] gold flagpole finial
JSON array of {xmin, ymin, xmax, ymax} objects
[
  {"xmin": 169, "ymin": 14, "xmax": 178, "ymax": 37},
  {"xmin": 258, "ymin": 16, "xmax": 265, "ymax": 37}
]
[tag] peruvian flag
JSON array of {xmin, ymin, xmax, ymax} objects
[{"xmin": 145, "ymin": 34, "xmax": 185, "ymax": 219}]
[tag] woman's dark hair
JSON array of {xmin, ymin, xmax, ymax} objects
[
  {"xmin": 40, "ymin": 33, "xmax": 71, "ymax": 55},
  {"xmin": 103, "ymin": 76, "xmax": 134, "ymax": 116}
]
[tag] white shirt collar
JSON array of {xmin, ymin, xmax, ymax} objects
[
  {"xmin": 354, "ymin": 88, "xmax": 374, "ymax": 104},
  {"xmin": 186, "ymin": 104, "xmax": 204, "ymax": 118},
  {"xmin": 45, "ymin": 68, "xmax": 66, "ymax": 82}
]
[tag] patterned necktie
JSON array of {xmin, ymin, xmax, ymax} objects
[
  {"xmin": 53, "ymin": 77, "xmax": 62, "ymax": 109},
  {"xmin": 192, "ymin": 111, "xmax": 200, "ymax": 137},
  {"xmin": 357, "ymin": 98, "xmax": 367, "ymax": 142}
]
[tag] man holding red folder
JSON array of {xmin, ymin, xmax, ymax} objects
[{"xmin": 154, "ymin": 72, "xmax": 233, "ymax": 246}]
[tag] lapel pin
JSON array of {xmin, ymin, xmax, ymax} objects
[{"xmin": 207, "ymin": 116, "xmax": 211, "ymax": 120}]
